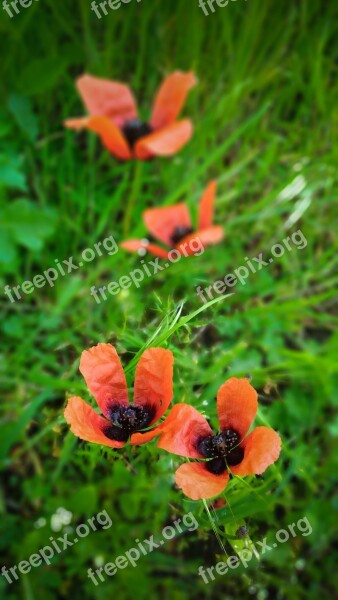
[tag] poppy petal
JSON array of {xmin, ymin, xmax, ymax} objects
[
  {"xmin": 151, "ymin": 71, "xmax": 197, "ymax": 129},
  {"xmin": 175, "ymin": 462, "xmax": 229, "ymax": 500},
  {"xmin": 64, "ymin": 117, "xmax": 91, "ymax": 130},
  {"xmin": 158, "ymin": 404, "xmax": 213, "ymax": 458},
  {"xmin": 176, "ymin": 226, "xmax": 224, "ymax": 254},
  {"xmin": 64, "ymin": 116, "xmax": 132, "ymax": 160},
  {"xmin": 133, "ymin": 348, "xmax": 173, "ymax": 423},
  {"xmin": 120, "ymin": 239, "xmax": 169, "ymax": 259},
  {"xmin": 134, "ymin": 119, "xmax": 193, "ymax": 160},
  {"xmin": 217, "ymin": 377, "xmax": 258, "ymax": 439},
  {"xmin": 129, "ymin": 422, "xmax": 166, "ymax": 446},
  {"xmin": 76, "ymin": 74, "xmax": 138, "ymax": 127},
  {"xmin": 143, "ymin": 203, "xmax": 192, "ymax": 246},
  {"xmin": 79, "ymin": 343, "xmax": 129, "ymax": 418},
  {"xmin": 64, "ymin": 397, "xmax": 125, "ymax": 448},
  {"xmin": 231, "ymin": 427, "xmax": 282, "ymax": 476},
  {"xmin": 198, "ymin": 180, "xmax": 217, "ymax": 229}
]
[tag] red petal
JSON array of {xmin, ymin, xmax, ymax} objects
[
  {"xmin": 157, "ymin": 404, "xmax": 213, "ymax": 458},
  {"xmin": 120, "ymin": 239, "xmax": 169, "ymax": 259},
  {"xmin": 217, "ymin": 377, "xmax": 258, "ymax": 439},
  {"xmin": 133, "ymin": 348, "xmax": 174, "ymax": 423},
  {"xmin": 79, "ymin": 343, "xmax": 128, "ymax": 418},
  {"xmin": 135, "ymin": 120, "xmax": 193, "ymax": 160},
  {"xmin": 64, "ymin": 117, "xmax": 91, "ymax": 130},
  {"xmin": 210, "ymin": 498, "xmax": 227, "ymax": 510},
  {"xmin": 151, "ymin": 71, "xmax": 197, "ymax": 129},
  {"xmin": 130, "ymin": 422, "xmax": 166, "ymax": 446},
  {"xmin": 198, "ymin": 180, "xmax": 217, "ymax": 229},
  {"xmin": 176, "ymin": 226, "xmax": 224, "ymax": 254},
  {"xmin": 231, "ymin": 427, "xmax": 282, "ymax": 476},
  {"xmin": 64, "ymin": 116, "xmax": 132, "ymax": 160},
  {"xmin": 76, "ymin": 74, "xmax": 138, "ymax": 127},
  {"xmin": 64, "ymin": 397, "xmax": 125, "ymax": 448},
  {"xmin": 143, "ymin": 203, "xmax": 192, "ymax": 246},
  {"xmin": 175, "ymin": 462, "xmax": 229, "ymax": 500}
]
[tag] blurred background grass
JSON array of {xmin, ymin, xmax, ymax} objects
[{"xmin": 0, "ymin": 0, "xmax": 337, "ymax": 598}]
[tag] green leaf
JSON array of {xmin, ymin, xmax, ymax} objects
[
  {"xmin": 8, "ymin": 199, "xmax": 57, "ymax": 250},
  {"xmin": 0, "ymin": 229, "xmax": 16, "ymax": 263},
  {"xmin": 0, "ymin": 153, "xmax": 26, "ymax": 191},
  {"xmin": 8, "ymin": 94, "xmax": 39, "ymax": 142},
  {"xmin": 0, "ymin": 199, "xmax": 57, "ymax": 263},
  {"xmin": 0, "ymin": 392, "xmax": 50, "ymax": 463},
  {"xmin": 18, "ymin": 56, "xmax": 68, "ymax": 95},
  {"xmin": 125, "ymin": 295, "xmax": 233, "ymax": 373}
]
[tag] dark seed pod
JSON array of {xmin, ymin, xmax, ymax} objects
[{"xmin": 236, "ymin": 525, "xmax": 249, "ymax": 538}]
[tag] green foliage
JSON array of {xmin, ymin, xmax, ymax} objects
[
  {"xmin": 8, "ymin": 94, "xmax": 39, "ymax": 143},
  {"xmin": 0, "ymin": 1, "xmax": 337, "ymax": 599},
  {"xmin": 0, "ymin": 199, "xmax": 57, "ymax": 264}
]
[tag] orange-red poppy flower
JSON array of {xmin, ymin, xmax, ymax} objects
[
  {"xmin": 120, "ymin": 180, "xmax": 224, "ymax": 258},
  {"xmin": 157, "ymin": 377, "xmax": 282, "ymax": 500},
  {"xmin": 64, "ymin": 72, "xmax": 197, "ymax": 160},
  {"xmin": 64, "ymin": 343, "xmax": 173, "ymax": 448}
]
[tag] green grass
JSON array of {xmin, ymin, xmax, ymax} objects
[{"xmin": 0, "ymin": 1, "xmax": 337, "ymax": 599}]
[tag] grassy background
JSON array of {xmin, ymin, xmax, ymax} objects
[{"xmin": 1, "ymin": 0, "xmax": 337, "ymax": 598}]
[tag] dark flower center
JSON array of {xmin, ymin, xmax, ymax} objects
[
  {"xmin": 197, "ymin": 429, "xmax": 244, "ymax": 475},
  {"xmin": 170, "ymin": 226, "xmax": 194, "ymax": 245},
  {"xmin": 103, "ymin": 404, "xmax": 155, "ymax": 442},
  {"xmin": 122, "ymin": 119, "xmax": 153, "ymax": 149}
]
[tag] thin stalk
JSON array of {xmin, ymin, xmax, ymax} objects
[{"xmin": 123, "ymin": 160, "xmax": 144, "ymax": 236}]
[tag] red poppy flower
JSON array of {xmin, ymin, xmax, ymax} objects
[
  {"xmin": 64, "ymin": 72, "xmax": 197, "ymax": 160},
  {"xmin": 64, "ymin": 343, "xmax": 173, "ymax": 448},
  {"xmin": 120, "ymin": 180, "xmax": 224, "ymax": 258},
  {"xmin": 210, "ymin": 498, "xmax": 227, "ymax": 510},
  {"xmin": 157, "ymin": 377, "xmax": 282, "ymax": 500}
]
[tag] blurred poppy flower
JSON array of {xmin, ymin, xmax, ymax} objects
[
  {"xmin": 157, "ymin": 377, "xmax": 281, "ymax": 500},
  {"xmin": 64, "ymin": 343, "xmax": 173, "ymax": 448},
  {"xmin": 120, "ymin": 180, "xmax": 224, "ymax": 258},
  {"xmin": 64, "ymin": 71, "xmax": 197, "ymax": 160},
  {"xmin": 210, "ymin": 498, "xmax": 227, "ymax": 510}
]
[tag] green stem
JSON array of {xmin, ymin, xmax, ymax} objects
[
  {"xmin": 202, "ymin": 499, "xmax": 228, "ymax": 555},
  {"xmin": 123, "ymin": 160, "xmax": 144, "ymax": 236}
]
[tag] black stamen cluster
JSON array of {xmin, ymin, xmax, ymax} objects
[
  {"xmin": 103, "ymin": 404, "xmax": 155, "ymax": 442},
  {"xmin": 170, "ymin": 226, "xmax": 194, "ymax": 245},
  {"xmin": 122, "ymin": 119, "xmax": 153, "ymax": 149},
  {"xmin": 197, "ymin": 429, "xmax": 244, "ymax": 475}
]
